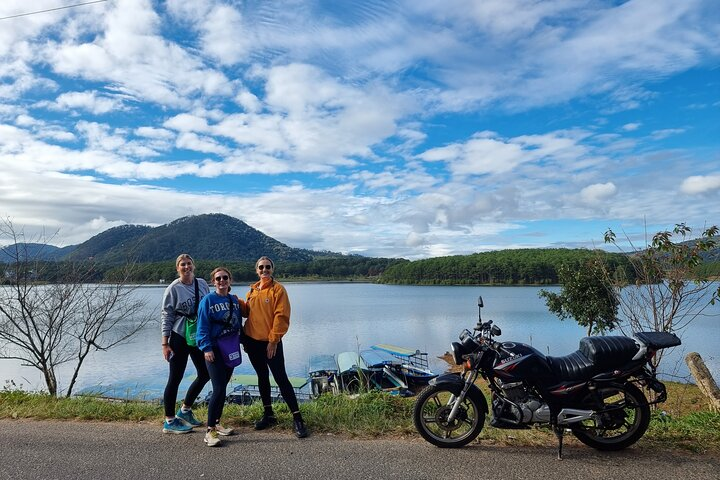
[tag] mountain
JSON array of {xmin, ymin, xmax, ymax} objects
[
  {"xmin": 64, "ymin": 224, "xmax": 152, "ymax": 263},
  {"xmin": 0, "ymin": 242, "xmax": 76, "ymax": 262},
  {"xmin": 62, "ymin": 213, "xmax": 327, "ymax": 264}
]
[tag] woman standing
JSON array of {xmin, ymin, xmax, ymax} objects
[
  {"xmin": 161, "ymin": 254, "xmax": 210, "ymax": 433},
  {"xmin": 244, "ymin": 256, "xmax": 308, "ymax": 438},
  {"xmin": 196, "ymin": 267, "xmax": 244, "ymax": 447}
]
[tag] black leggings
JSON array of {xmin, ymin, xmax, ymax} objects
[
  {"xmin": 244, "ymin": 336, "xmax": 299, "ymax": 413},
  {"xmin": 163, "ymin": 332, "xmax": 210, "ymax": 417},
  {"xmin": 205, "ymin": 347, "xmax": 233, "ymax": 428}
]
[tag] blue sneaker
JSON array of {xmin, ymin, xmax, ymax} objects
[
  {"xmin": 163, "ymin": 418, "xmax": 192, "ymax": 434},
  {"xmin": 176, "ymin": 408, "xmax": 203, "ymax": 427}
]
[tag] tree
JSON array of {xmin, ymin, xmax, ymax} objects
[
  {"xmin": 539, "ymin": 258, "xmax": 620, "ymax": 336},
  {"xmin": 0, "ymin": 219, "xmax": 153, "ymax": 397},
  {"xmin": 603, "ymin": 223, "xmax": 719, "ymax": 368}
]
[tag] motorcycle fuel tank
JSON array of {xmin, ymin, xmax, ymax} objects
[{"xmin": 492, "ymin": 342, "xmax": 554, "ymax": 384}]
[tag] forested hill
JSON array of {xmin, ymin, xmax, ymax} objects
[
  {"xmin": 60, "ymin": 213, "xmax": 331, "ymax": 264},
  {"xmin": 377, "ymin": 248, "xmax": 632, "ymax": 285}
]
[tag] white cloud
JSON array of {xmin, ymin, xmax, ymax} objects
[
  {"xmin": 135, "ymin": 126, "xmax": 174, "ymax": 140},
  {"xmin": 176, "ymin": 132, "xmax": 229, "ymax": 155},
  {"xmin": 52, "ymin": 91, "xmax": 125, "ymax": 115},
  {"xmin": 418, "ymin": 130, "xmax": 592, "ymax": 177},
  {"xmin": 235, "ymin": 89, "xmax": 262, "ymax": 113},
  {"xmin": 45, "ymin": 0, "xmax": 233, "ymax": 107},
  {"xmin": 197, "ymin": 4, "xmax": 250, "ymax": 65},
  {"xmin": 0, "ymin": 1, "xmax": 718, "ymax": 259},
  {"xmin": 622, "ymin": 123, "xmax": 641, "ymax": 131},
  {"xmin": 580, "ymin": 182, "xmax": 617, "ymax": 204},
  {"xmin": 681, "ymin": 175, "xmax": 720, "ymax": 194},
  {"xmin": 164, "ymin": 113, "xmax": 211, "ymax": 133},
  {"xmin": 650, "ymin": 128, "xmax": 686, "ymax": 140}
]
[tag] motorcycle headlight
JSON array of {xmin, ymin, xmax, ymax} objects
[
  {"xmin": 451, "ymin": 341, "xmax": 465, "ymax": 365},
  {"xmin": 461, "ymin": 333, "xmax": 481, "ymax": 352}
]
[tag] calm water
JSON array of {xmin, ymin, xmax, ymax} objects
[{"xmin": 1, "ymin": 283, "xmax": 718, "ymax": 398}]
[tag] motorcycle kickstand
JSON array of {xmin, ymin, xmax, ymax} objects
[{"xmin": 553, "ymin": 424, "xmax": 564, "ymax": 460}]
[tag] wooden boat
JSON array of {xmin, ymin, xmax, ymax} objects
[
  {"xmin": 225, "ymin": 374, "xmax": 310, "ymax": 405},
  {"xmin": 370, "ymin": 344, "xmax": 437, "ymax": 386},
  {"xmin": 308, "ymin": 353, "xmax": 340, "ymax": 397},
  {"xmin": 335, "ymin": 351, "xmax": 369, "ymax": 393},
  {"xmin": 360, "ymin": 349, "xmax": 412, "ymax": 396}
]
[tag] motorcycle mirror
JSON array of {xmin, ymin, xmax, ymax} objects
[{"xmin": 477, "ymin": 296, "xmax": 484, "ymax": 308}]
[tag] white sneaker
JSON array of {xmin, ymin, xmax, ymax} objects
[
  {"xmin": 204, "ymin": 429, "xmax": 221, "ymax": 447},
  {"xmin": 216, "ymin": 424, "xmax": 234, "ymax": 436}
]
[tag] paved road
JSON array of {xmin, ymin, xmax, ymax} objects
[{"xmin": 1, "ymin": 419, "xmax": 718, "ymax": 480}]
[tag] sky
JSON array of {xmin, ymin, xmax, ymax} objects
[{"xmin": 0, "ymin": 0, "xmax": 718, "ymax": 260}]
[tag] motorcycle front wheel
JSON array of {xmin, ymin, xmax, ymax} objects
[
  {"xmin": 413, "ymin": 384, "xmax": 486, "ymax": 448},
  {"xmin": 571, "ymin": 382, "xmax": 650, "ymax": 451}
]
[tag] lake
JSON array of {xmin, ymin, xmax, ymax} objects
[{"xmin": 1, "ymin": 283, "xmax": 718, "ymax": 398}]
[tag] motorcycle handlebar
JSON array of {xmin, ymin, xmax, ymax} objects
[{"xmin": 473, "ymin": 319, "xmax": 493, "ymax": 331}]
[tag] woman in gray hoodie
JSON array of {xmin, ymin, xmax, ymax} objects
[{"xmin": 160, "ymin": 253, "xmax": 210, "ymax": 433}]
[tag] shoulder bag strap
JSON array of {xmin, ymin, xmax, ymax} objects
[
  {"xmin": 224, "ymin": 295, "xmax": 235, "ymax": 329},
  {"xmin": 192, "ymin": 278, "xmax": 200, "ymax": 316}
]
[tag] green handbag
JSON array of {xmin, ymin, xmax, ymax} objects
[{"xmin": 184, "ymin": 279, "xmax": 200, "ymax": 347}]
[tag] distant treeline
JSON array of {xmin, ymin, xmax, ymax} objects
[
  {"xmin": 112, "ymin": 256, "xmax": 405, "ymax": 283},
  {"xmin": 377, "ymin": 249, "xmax": 634, "ymax": 285},
  {"xmin": 3, "ymin": 248, "xmax": 718, "ymax": 286},
  {"xmin": 695, "ymin": 261, "xmax": 720, "ymax": 279},
  {"xmin": 1, "ymin": 257, "xmax": 402, "ymax": 284}
]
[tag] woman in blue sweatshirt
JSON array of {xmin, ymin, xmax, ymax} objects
[{"xmin": 196, "ymin": 267, "xmax": 245, "ymax": 447}]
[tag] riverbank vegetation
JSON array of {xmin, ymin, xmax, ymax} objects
[
  {"xmin": 3, "ymin": 247, "xmax": 717, "ymax": 287},
  {"xmin": 377, "ymin": 248, "xmax": 633, "ymax": 285},
  {"xmin": 1, "ymin": 381, "xmax": 717, "ymax": 453}
]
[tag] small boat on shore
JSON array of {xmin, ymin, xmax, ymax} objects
[
  {"xmin": 308, "ymin": 353, "xmax": 340, "ymax": 397},
  {"xmin": 370, "ymin": 344, "xmax": 438, "ymax": 386},
  {"xmin": 360, "ymin": 349, "xmax": 412, "ymax": 396},
  {"xmin": 335, "ymin": 351, "xmax": 369, "ymax": 393},
  {"xmin": 225, "ymin": 374, "xmax": 310, "ymax": 405},
  {"xmin": 306, "ymin": 343, "xmax": 434, "ymax": 397}
]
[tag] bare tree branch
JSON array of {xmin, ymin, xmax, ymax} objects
[
  {"xmin": 1, "ymin": 218, "xmax": 152, "ymax": 397},
  {"xmin": 603, "ymin": 223, "xmax": 719, "ymax": 369}
]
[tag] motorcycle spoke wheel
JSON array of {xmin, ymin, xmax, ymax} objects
[
  {"xmin": 413, "ymin": 385, "xmax": 485, "ymax": 448},
  {"xmin": 571, "ymin": 383, "xmax": 650, "ymax": 451}
]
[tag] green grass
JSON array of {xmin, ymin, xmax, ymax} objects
[{"xmin": 1, "ymin": 384, "xmax": 718, "ymax": 453}]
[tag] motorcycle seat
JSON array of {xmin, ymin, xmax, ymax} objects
[
  {"xmin": 546, "ymin": 336, "xmax": 639, "ymax": 382},
  {"xmin": 546, "ymin": 351, "xmax": 595, "ymax": 381},
  {"xmin": 579, "ymin": 336, "xmax": 638, "ymax": 367}
]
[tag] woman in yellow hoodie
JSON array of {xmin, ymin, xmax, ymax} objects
[{"xmin": 244, "ymin": 256, "xmax": 307, "ymax": 438}]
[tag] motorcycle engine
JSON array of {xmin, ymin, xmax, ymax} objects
[{"xmin": 494, "ymin": 380, "xmax": 550, "ymax": 424}]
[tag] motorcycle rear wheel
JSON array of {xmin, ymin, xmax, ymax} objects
[
  {"xmin": 571, "ymin": 383, "xmax": 650, "ymax": 451},
  {"xmin": 413, "ymin": 384, "xmax": 485, "ymax": 448}
]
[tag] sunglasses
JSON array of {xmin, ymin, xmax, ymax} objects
[
  {"xmin": 214, "ymin": 275, "xmax": 230, "ymax": 281},
  {"xmin": 257, "ymin": 264, "xmax": 273, "ymax": 270}
]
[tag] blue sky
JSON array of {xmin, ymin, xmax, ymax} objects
[{"xmin": 0, "ymin": 0, "xmax": 718, "ymax": 259}]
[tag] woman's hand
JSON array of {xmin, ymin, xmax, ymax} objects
[
  {"xmin": 266, "ymin": 341, "xmax": 278, "ymax": 359},
  {"xmin": 162, "ymin": 344, "xmax": 173, "ymax": 362},
  {"xmin": 205, "ymin": 351, "xmax": 215, "ymax": 363}
]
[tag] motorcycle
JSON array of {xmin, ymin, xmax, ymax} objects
[{"xmin": 413, "ymin": 295, "xmax": 681, "ymax": 459}]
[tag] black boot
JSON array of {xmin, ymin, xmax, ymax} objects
[
  {"xmin": 293, "ymin": 417, "xmax": 308, "ymax": 438},
  {"xmin": 254, "ymin": 415, "xmax": 277, "ymax": 430}
]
